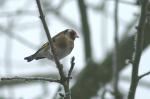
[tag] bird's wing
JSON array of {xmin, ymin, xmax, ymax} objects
[
  {"xmin": 35, "ymin": 42, "xmax": 49, "ymax": 55},
  {"xmin": 40, "ymin": 42, "xmax": 50, "ymax": 51},
  {"xmin": 34, "ymin": 31, "xmax": 65, "ymax": 55},
  {"xmin": 52, "ymin": 32, "xmax": 64, "ymax": 42}
]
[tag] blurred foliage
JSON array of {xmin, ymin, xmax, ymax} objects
[{"xmin": 0, "ymin": 97, "xmax": 5, "ymax": 99}]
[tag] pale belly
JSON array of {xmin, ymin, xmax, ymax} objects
[{"xmin": 46, "ymin": 46, "xmax": 73, "ymax": 60}]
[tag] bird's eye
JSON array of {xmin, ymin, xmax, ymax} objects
[
  {"xmin": 71, "ymin": 32, "xmax": 75, "ymax": 36},
  {"xmin": 71, "ymin": 31, "xmax": 75, "ymax": 36},
  {"xmin": 64, "ymin": 29, "xmax": 69, "ymax": 34}
]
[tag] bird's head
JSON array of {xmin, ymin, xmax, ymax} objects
[{"xmin": 64, "ymin": 29, "xmax": 79, "ymax": 40}]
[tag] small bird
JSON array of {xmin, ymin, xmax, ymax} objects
[{"xmin": 24, "ymin": 29, "xmax": 79, "ymax": 62}]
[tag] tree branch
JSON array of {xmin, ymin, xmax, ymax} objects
[
  {"xmin": 0, "ymin": 25, "xmax": 38, "ymax": 50},
  {"xmin": 77, "ymin": 0, "xmax": 92, "ymax": 61},
  {"xmin": 107, "ymin": 0, "xmax": 137, "ymax": 5},
  {"xmin": 0, "ymin": 76, "xmax": 60, "ymax": 83},
  {"xmin": 138, "ymin": 71, "xmax": 150, "ymax": 80},
  {"xmin": 71, "ymin": 17, "xmax": 150, "ymax": 99},
  {"xmin": 36, "ymin": 0, "xmax": 73, "ymax": 99},
  {"xmin": 35, "ymin": 0, "xmax": 65, "ymax": 78},
  {"xmin": 112, "ymin": 0, "xmax": 121, "ymax": 98},
  {"xmin": 68, "ymin": 56, "xmax": 75, "ymax": 78},
  {"xmin": 127, "ymin": 0, "xmax": 148, "ymax": 99}
]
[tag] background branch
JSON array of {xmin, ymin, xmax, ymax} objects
[
  {"xmin": 0, "ymin": 73, "xmax": 60, "ymax": 87},
  {"xmin": 71, "ymin": 19, "xmax": 150, "ymax": 99},
  {"xmin": 36, "ymin": 0, "xmax": 74, "ymax": 99},
  {"xmin": 138, "ymin": 71, "xmax": 150, "ymax": 80},
  {"xmin": 1, "ymin": 76, "xmax": 60, "ymax": 82},
  {"xmin": 0, "ymin": 25, "xmax": 38, "ymax": 49},
  {"xmin": 36, "ymin": 0, "xmax": 65, "ymax": 78},
  {"xmin": 127, "ymin": 0, "xmax": 148, "ymax": 99},
  {"xmin": 68, "ymin": 56, "xmax": 75, "ymax": 78},
  {"xmin": 107, "ymin": 0, "xmax": 137, "ymax": 5},
  {"xmin": 77, "ymin": 0, "xmax": 92, "ymax": 61},
  {"xmin": 112, "ymin": 0, "xmax": 121, "ymax": 98}
]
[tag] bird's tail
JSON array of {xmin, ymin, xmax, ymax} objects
[
  {"xmin": 24, "ymin": 54, "xmax": 45, "ymax": 62},
  {"xmin": 24, "ymin": 54, "xmax": 35, "ymax": 62}
]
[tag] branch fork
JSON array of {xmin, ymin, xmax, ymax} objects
[{"xmin": 0, "ymin": 1, "xmax": 75, "ymax": 99}]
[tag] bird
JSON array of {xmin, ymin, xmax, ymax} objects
[{"xmin": 24, "ymin": 29, "xmax": 79, "ymax": 62}]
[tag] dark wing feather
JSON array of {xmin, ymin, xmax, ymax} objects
[
  {"xmin": 35, "ymin": 42, "xmax": 49, "ymax": 55},
  {"xmin": 52, "ymin": 32, "xmax": 64, "ymax": 41}
]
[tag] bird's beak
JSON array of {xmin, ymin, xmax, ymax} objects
[{"xmin": 76, "ymin": 35, "xmax": 79, "ymax": 38}]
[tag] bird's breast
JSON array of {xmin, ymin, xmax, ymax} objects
[{"xmin": 56, "ymin": 41, "xmax": 74, "ymax": 59}]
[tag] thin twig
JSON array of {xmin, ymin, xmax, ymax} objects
[
  {"xmin": 138, "ymin": 71, "xmax": 150, "ymax": 80},
  {"xmin": 77, "ymin": 0, "xmax": 92, "ymax": 61},
  {"xmin": 0, "ymin": 25, "xmax": 37, "ymax": 49},
  {"xmin": 113, "ymin": 0, "xmax": 120, "ymax": 98},
  {"xmin": 127, "ymin": 0, "xmax": 148, "ymax": 99},
  {"xmin": 62, "ymin": 57, "xmax": 75, "ymax": 99},
  {"xmin": 107, "ymin": 0, "xmax": 136, "ymax": 5},
  {"xmin": 68, "ymin": 56, "xmax": 75, "ymax": 78},
  {"xmin": 35, "ymin": 0, "xmax": 65, "ymax": 78},
  {"xmin": 121, "ymin": 75, "xmax": 150, "ymax": 88},
  {"xmin": 66, "ymin": 56, "xmax": 75, "ymax": 96},
  {"xmin": 0, "ymin": 76, "xmax": 60, "ymax": 83},
  {"xmin": 35, "ymin": 0, "xmax": 72, "ymax": 99}
]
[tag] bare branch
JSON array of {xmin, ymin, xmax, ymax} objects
[
  {"xmin": 121, "ymin": 75, "xmax": 150, "ymax": 88},
  {"xmin": 68, "ymin": 56, "xmax": 75, "ymax": 78},
  {"xmin": 35, "ymin": 0, "xmax": 65, "ymax": 79},
  {"xmin": 107, "ymin": 0, "xmax": 136, "ymax": 5},
  {"xmin": 138, "ymin": 71, "xmax": 150, "ymax": 80},
  {"xmin": 112, "ymin": 0, "xmax": 122, "ymax": 98},
  {"xmin": 35, "ymin": 0, "xmax": 72, "ymax": 99},
  {"xmin": 127, "ymin": 0, "xmax": 149, "ymax": 99},
  {"xmin": 0, "ymin": 76, "xmax": 60, "ymax": 83},
  {"xmin": 0, "ymin": 25, "xmax": 37, "ymax": 49},
  {"xmin": 77, "ymin": 0, "xmax": 92, "ymax": 61}
]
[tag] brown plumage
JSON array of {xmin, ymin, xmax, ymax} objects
[{"xmin": 24, "ymin": 29, "xmax": 79, "ymax": 62}]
